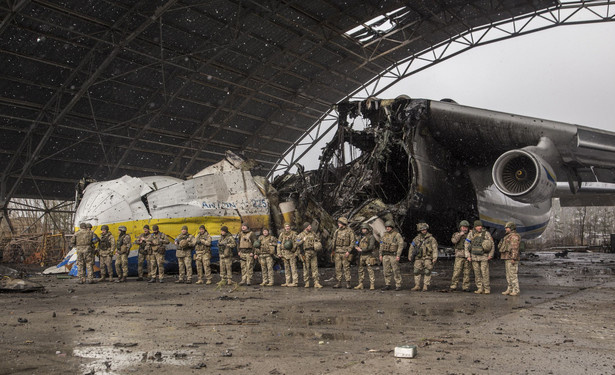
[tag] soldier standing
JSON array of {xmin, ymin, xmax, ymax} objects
[
  {"xmin": 379, "ymin": 220, "xmax": 403, "ymax": 291},
  {"xmin": 296, "ymin": 223, "xmax": 323, "ymax": 289},
  {"xmin": 147, "ymin": 224, "xmax": 169, "ymax": 283},
  {"xmin": 114, "ymin": 226, "xmax": 131, "ymax": 283},
  {"xmin": 277, "ymin": 223, "xmax": 299, "ymax": 287},
  {"xmin": 194, "ymin": 225, "xmax": 213, "ymax": 285},
  {"xmin": 174, "ymin": 225, "xmax": 196, "ymax": 284},
  {"xmin": 134, "ymin": 225, "xmax": 150, "ymax": 281},
  {"xmin": 255, "ymin": 228, "xmax": 276, "ymax": 286},
  {"xmin": 354, "ymin": 223, "xmax": 376, "ymax": 290},
  {"xmin": 70, "ymin": 222, "xmax": 93, "ymax": 284},
  {"xmin": 98, "ymin": 225, "xmax": 116, "ymax": 282},
  {"xmin": 218, "ymin": 226, "xmax": 236, "ymax": 285},
  {"xmin": 499, "ymin": 222, "xmax": 521, "ymax": 296},
  {"xmin": 464, "ymin": 220, "xmax": 495, "ymax": 294},
  {"xmin": 237, "ymin": 223, "xmax": 257, "ymax": 286},
  {"xmin": 332, "ymin": 217, "xmax": 355, "ymax": 289},
  {"xmin": 85, "ymin": 223, "xmax": 99, "ymax": 281},
  {"xmin": 410, "ymin": 223, "xmax": 439, "ymax": 291},
  {"xmin": 449, "ymin": 220, "xmax": 471, "ymax": 292}
]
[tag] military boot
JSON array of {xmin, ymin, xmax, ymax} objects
[
  {"xmin": 501, "ymin": 289, "xmax": 511, "ymax": 295},
  {"xmin": 205, "ymin": 279, "xmax": 212, "ymax": 285},
  {"xmin": 260, "ymin": 281, "xmax": 267, "ymax": 286},
  {"xmin": 304, "ymin": 282, "xmax": 310, "ymax": 288},
  {"xmin": 509, "ymin": 291, "xmax": 520, "ymax": 296},
  {"xmin": 267, "ymin": 282, "xmax": 274, "ymax": 287},
  {"xmin": 185, "ymin": 279, "xmax": 192, "ymax": 284},
  {"xmin": 114, "ymin": 279, "xmax": 121, "ymax": 283},
  {"xmin": 332, "ymin": 281, "xmax": 341, "ymax": 288},
  {"xmin": 196, "ymin": 279, "xmax": 204, "ymax": 285},
  {"xmin": 148, "ymin": 278, "xmax": 156, "ymax": 283},
  {"xmin": 369, "ymin": 284, "xmax": 375, "ymax": 290},
  {"xmin": 474, "ymin": 288, "xmax": 484, "ymax": 294},
  {"xmin": 354, "ymin": 283, "xmax": 364, "ymax": 290},
  {"xmin": 483, "ymin": 289, "xmax": 491, "ymax": 294},
  {"xmin": 422, "ymin": 285, "xmax": 429, "ymax": 292},
  {"xmin": 345, "ymin": 281, "xmax": 351, "ymax": 289},
  {"xmin": 411, "ymin": 276, "xmax": 421, "ymax": 291},
  {"xmin": 314, "ymin": 281, "xmax": 323, "ymax": 289}
]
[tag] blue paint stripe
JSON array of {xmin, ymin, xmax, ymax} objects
[{"xmin": 543, "ymin": 166, "xmax": 556, "ymax": 183}]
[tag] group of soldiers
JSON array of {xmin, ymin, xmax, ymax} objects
[{"xmin": 70, "ymin": 216, "xmax": 521, "ymax": 295}]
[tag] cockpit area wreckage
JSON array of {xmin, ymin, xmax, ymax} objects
[{"xmin": 48, "ymin": 97, "xmax": 615, "ymax": 275}]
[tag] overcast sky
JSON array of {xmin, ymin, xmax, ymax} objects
[{"xmin": 383, "ymin": 22, "xmax": 615, "ymax": 132}]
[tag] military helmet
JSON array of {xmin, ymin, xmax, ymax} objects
[
  {"xmin": 152, "ymin": 224, "xmax": 159, "ymax": 231},
  {"xmin": 181, "ymin": 225, "xmax": 188, "ymax": 231},
  {"xmin": 253, "ymin": 240, "xmax": 261, "ymax": 248},
  {"xmin": 199, "ymin": 225, "xmax": 206, "ymax": 230},
  {"xmin": 118, "ymin": 225, "xmax": 127, "ymax": 232},
  {"xmin": 284, "ymin": 239, "xmax": 293, "ymax": 250},
  {"xmin": 101, "ymin": 224, "xmax": 109, "ymax": 231},
  {"xmin": 241, "ymin": 222, "xmax": 249, "ymax": 229},
  {"xmin": 303, "ymin": 222, "xmax": 311, "ymax": 230},
  {"xmin": 360, "ymin": 223, "xmax": 371, "ymax": 230},
  {"xmin": 221, "ymin": 226, "xmax": 229, "ymax": 233},
  {"xmin": 505, "ymin": 221, "xmax": 517, "ymax": 230},
  {"xmin": 86, "ymin": 222, "xmax": 93, "ymax": 229},
  {"xmin": 417, "ymin": 222, "xmax": 429, "ymax": 231},
  {"xmin": 314, "ymin": 241, "xmax": 323, "ymax": 252},
  {"xmin": 337, "ymin": 217, "xmax": 348, "ymax": 225},
  {"xmin": 283, "ymin": 222, "xmax": 291, "ymax": 228},
  {"xmin": 143, "ymin": 224, "xmax": 150, "ymax": 230},
  {"xmin": 473, "ymin": 220, "xmax": 483, "ymax": 227},
  {"xmin": 79, "ymin": 222, "xmax": 87, "ymax": 229},
  {"xmin": 384, "ymin": 220, "xmax": 395, "ymax": 228},
  {"xmin": 459, "ymin": 220, "xmax": 470, "ymax": 228}
]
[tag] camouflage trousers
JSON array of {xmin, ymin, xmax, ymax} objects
[
  {"xmin": 258, "ymin": 255, "xmax": 274, "ymax": 285},
  {"xmin": 450, "ymin": 257, "xmax": 471, "ymax": 290},
  {"xmin": 149, "ymin": 252, "xmax": 165, "ymax": 280},
  {"xmin": 357, "ymin": 254, "xmax": 375, "ymax": 286},
  {"xmin": 282, "ymin": 251, "xmax": 299, "ymax": 285},
  {"xmin": 87, "ymin": 252, "xmax": 96, "ymax": 277},
  {"xmin": 239, "ymin": 251, "xmax": 254, "ymax": 283},
  {"xmin": 194, "ymin": 251, "xmax": 212, "ymax": 282},
  {"xmin": 76, "ymin": 250, "xmax": 93, "ymax": 282},
  {"xmin": 334, "ymin": 252, "xmax": 351, "ymax": 282},
  {"xmin": 177, "ymin": 254, "xmax": 193, "ymax": 281},
  {"xmin": 99, "ymin": 253, "xmax": 113, "ymax": 279},
  {"xmin": 472, "ymin": 260, "xmax": 490, "ymax": 292},
  {"xmin": 382, "ymin": 254, "xmax": 401, "ymax": 288},
  {"xmin": 504, "ymin": 260, "xmax": 520, "ymax": 293},
  {"xmin": 413, "ymin": 258, "xmax": 434, "ymax": 288},
  {"xmin": 219, "ymin": 257, "xmax": 233, "ymax": 283},
  {"xmin": 137, "ymin": 252, "xmax": 148, "ymax": 278},
  {"xmin": 302, "ymin": 250, "xmax": 319, "ymax": 284},
  {"xmin": 115, "ymin": 253, "xmax": 129, "ymax": 278}
]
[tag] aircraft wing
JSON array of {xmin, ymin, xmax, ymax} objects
[{"xmin": 426, "ymin": 100, "xmax": 615, "ymax": 206}]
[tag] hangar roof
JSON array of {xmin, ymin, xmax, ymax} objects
[{"xmin": 0, "ymin": 0, "xmax": 557, "ymax": 200}]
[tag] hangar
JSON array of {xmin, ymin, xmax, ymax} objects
[{"xmin": 1, "ymin": 0, "xmax": 613, "ymax": 225}]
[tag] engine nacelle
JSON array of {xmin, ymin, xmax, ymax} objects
[{"xmin": 492, "ymin": 149, "xmax": 557, "ymax": 204}]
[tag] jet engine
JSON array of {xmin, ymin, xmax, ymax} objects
[{"xmin": 492, "ymin": 149, "xmax": 557, "ymax": 204}]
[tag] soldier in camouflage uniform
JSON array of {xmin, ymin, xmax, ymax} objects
[
  {"xmin": 450, "ymin": 220, "xmax": 471, "ymax": 292},
  {"xmin": 237, "ymin": 223, "xmax": 257, "ymax": 286},
  {"xmin": 255, "ymin": 228, "xmax": 276, "ymax": 286},
  {"xmin": 354, "ymin": 223, "xmax": 376, "ymax": 290},
  {"xmin": 379, "ymin": 221, "xmax": 403, "ymax": 291},
  {"xmin": 134, "ymin": 224, "xmax": 150, "ymax": 281},
  {"xmin": 464, "ymin": 220, "xmax": 495, "ymax": 294},
  {"xmin": 277, "ymin": 223, "xmax": 299, "ymax": 287},
  {"xmin": 114, "ymin": 226, "xmax": 131, "ymax": 282},
  {"xmin": 98, "ymin": 225, "xmax": 116, "ymax": 282},
  {"xmin": 218, "ymin": 226, "xmax": 236, "ymax": 285},
  {"xmin": 194, "ymin": 225, "xmax": 213, "ymax": 285},
  {"xmin": 410, "ymin": 222, "xmax": 439, "ymax": 291},
  {"xmin": 86, "ymin": 223, "xmax": 99, "ymax": 280},
  {"xmin": 499, "ymin": 221, "xmax": 521, "ymax": 296},
  {"xmin": 296, "ymin": 223, "xmax": 323, "ymax": 289},
  {"xmin": 70, "ymin": 222, "xmax": 93, "ymax": 284},
  {"xmin": 332, "ymin": 217, "xmax": 355, "ymax": 289},
  {"xmin": 174, "ymin": 225, "xmax": 196, "ymax": 284},
  {"xmin": 147, "ymin": 224, "xmax": 169, "ymax": 283}
]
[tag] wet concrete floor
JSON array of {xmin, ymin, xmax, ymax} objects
[{"xmin": 1, "ymin": 251, "xmax": 614, "ymax": 374}]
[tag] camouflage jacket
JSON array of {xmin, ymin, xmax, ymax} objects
[
  {"xmin": 175, "ymin": 233, "xmax": 196, "ymax": 257},
  {"xmin": 410, "ymin": 232, "xmax": 438, "ymax": 261},
  {"xmin": 333, "ymin": 226, "xmax": 355, "ymax": 253},
  {"xmin": 464, "ymin": 229, "xmax": 494, "ymax": 261},
  {"xmin": 379, "ymin": 230, "xmax": 404, "ymax": 257},
  {"xmin": 256, "ymin": 234, "xmax": 277, "ymax": 256},
  {"xmin": 71, "ymin": 229, "xmax": 92, "ymax": 252},
  {"xmin": 296, "ymin": 230, "xmax": 320, "ymax": 252},
  {"xmin": 277, "ymin": 230, "xmax": 298, "ymax": 255},
  {"xmin": 218, "ymin": 233, "xmax": 236, "ymax": 259},
  {"xmin": 90, "ymin": 232, "xmax": 100, "ymax": 253},
  {"xmin": 451, "ymin": 231, "xmax": 468, "ymax": 258},
  {"xmin": 499, "ymin": 231, "xmax": 521, "ymax": 261},
  {"xmin": 98, "ymin": 232, "xmax": 116, "ymax": 255},
  {"xmin": 238, "ymin": 230, "xmax": 257, "ymax": 252},
  {"xmin": 147, "ymin": 231, "xmax": 169, "ymax": 255},
  {"xmin": 195, "ymin": 232, "xmax": 212, "ymax": 253},
  {"xmin": 134, "ymin": 231, "xmax": 150, "ymax": 254},
  {"xmin": 116, "ymin": 233, "xmax": 132, "ymax": 255},
  {"xmin": 356, "ymin": 233, "xmax": 376, "ymax": 255}
]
